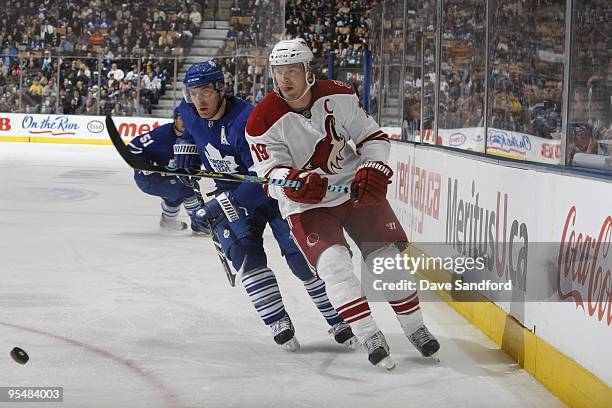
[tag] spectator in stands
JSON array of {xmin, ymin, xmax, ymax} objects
[
  {"xmin": 189, "ymin": 4, "xmax": 202, "ymax": 32},
  {"xmin": 0, "ymin": 70, "xmax": 6, "ymax": 96},
  {"xmin": 584, "ymin": 76, "xmax": 612, "ymax": 155},
  {"xmin": 42, "ymin": 76, "xmax": 55, "ymax": 97},
  {"xmin": 27, "ymin": 77, "xmax": 43, "ymax": 106},
  {"xmin": 89, "ymin": 29, "xmax": 105, "ymax": 47},
  {"xmin": 403, "ymin": 95, "xmax": 421, "ymax": 137},
  {"xmin": 0, "ymin": 0, "xmax": 200, "ymax": 115},
  {"xmin": 230, "ymin": 0, "xmax": 242, "ymax": 17},
  {"xmin": 0, "ymin": 95, "xmax": 10, "ymax": 112},
  {"xmin": 568, "ymin": 124, "xmax": 599, "ymax": 165}
]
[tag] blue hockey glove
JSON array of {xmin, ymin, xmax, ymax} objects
[
  {"xmin": 191, "ymin": 192, "xmax": 242, "ymax": 230},
  {"xmin": 173, "ymin": 138, "xmax": 201, "ymax": 170}
]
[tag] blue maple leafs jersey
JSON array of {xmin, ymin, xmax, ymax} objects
[
  {"xmin": 178, "ymin": 96, "xmax": 268, "ymax": 211},
  {"xmin": 128, "ymin": 122, "xmax": 177, "ymax": 166}
]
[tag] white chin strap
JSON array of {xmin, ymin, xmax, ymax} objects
[{"xmin": 273, "ymin": 71, "xmax": 316, "ymax": 103}]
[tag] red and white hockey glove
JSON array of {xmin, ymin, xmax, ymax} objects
[
  {"xmin": 284, "ymin": 169, "xmax": 329, "ymax": 204},
  {"xmin": 351, "ymin": 161, "xmax": 393, "ymax": 207}
]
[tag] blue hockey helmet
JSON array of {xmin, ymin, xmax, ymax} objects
[
  {"xmin": 172, "ymin": 106, "xmax": 185, "ymax": 136},
  {"xmin": 183, "ymin": 60, "xmax": 224, "ymax": 103}
]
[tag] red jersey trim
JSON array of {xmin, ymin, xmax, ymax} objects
[
  {"xmin": 310, "ymin": 80, "xmax": 355, "ymax": 102},
  {"xmin": 245, "ymin": 80, "xmax": 356, "ymax": 137},
  {"xmin": 355, "ymin": 130, "xmax": 389, "ymax": 152},
  {"xmin": 246, "ymin": 93, "xmax": 290, "ymax": 137}
]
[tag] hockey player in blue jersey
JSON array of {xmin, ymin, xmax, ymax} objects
[
  {"xmin": 174, "ymin": 60, "xmax": 358, "ymax": 351},
  {"xmin": 128, "ymin": 109, "xmax": 208, "ymax": 233}
]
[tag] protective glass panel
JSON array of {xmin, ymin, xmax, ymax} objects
[
  {"xmin": 403, "ymin": 0, "xmax": 437, "ymax": 143},
  {"xmin": 2, "ymin": 51, "xmax": 59, "ymax": 114},
  {"xmin": 566, "ymin": 0, "xmax": 612, "ymax": 171},
  {"xmin": 421, "ymin": 27, "xmax": 437, "ymax": 145},
  {"xmin": 378, "ymin": 0, "xmax": 405, "ymax": 131},
  {"xmin": 367, "ymin": 3, "xmax": 383, "ymax": 120},
  {"xmin": 437, "ymin": 0, "xmax": 486, "ymax": 152},
  {"xmin": 486, "ymin": 0, "xmax": 566, "ymax": 164}
]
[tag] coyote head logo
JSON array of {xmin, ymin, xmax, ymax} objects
[{"xmin": 303, "ymin": 114, "xmax": 345, "ymax": 174}]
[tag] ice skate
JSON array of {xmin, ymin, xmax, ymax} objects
[
  {"xmin": 328, "ymin": 322, "xmax": 359, "ymax": 351},
  {"xmin": 270, "ymin": 315, "xmax": 300, "ymax": 352},
  {"xmin": 159, "ymin": 214, "xmax": 188, "ymax": 230},
  {"xmin": 191, "ymin": 220, "xmax": 211, "ymax": 236},
  {"xmin": 407, "ymin": 325, "xmax": 440, "ymax": 361},
  {"xmin": 362, "ymin": 331, "xmax": 395, "ymax": 370}
]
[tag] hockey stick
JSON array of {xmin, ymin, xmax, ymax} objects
[
  {"xmin": 105, "ymin": 115, "xmax": 350, "ymax": 194},
  {"xmin": 189, "ymin": 179, "xmax": 237, "ymax": 287}
]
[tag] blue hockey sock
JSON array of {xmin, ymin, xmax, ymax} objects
[
  {"xmin": 182, "ymin": 195, "xmax": 200, "ymax": 217},
  {"xmin": 285, "ymin": 252, "xmax": 343, "ymax": 326},
  {"xmin": 303, "ymin": 277, "xmax": 343, "ymax": 326},
  {"xmin": 241, "ymin": 267, "xmax": 286, "ymax": 326},
  {"xmin": 161, "ymin": 201, "xmax": 181, "ymax": 218}
]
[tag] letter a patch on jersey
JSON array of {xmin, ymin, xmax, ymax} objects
[{"xmin": 220, "ymin": 126, "xmax": 229, "ymax": 145}]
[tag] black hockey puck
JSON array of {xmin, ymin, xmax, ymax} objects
[{"xmin": 10, "ymin": 347, "xmax": 29, "ymax": 365}]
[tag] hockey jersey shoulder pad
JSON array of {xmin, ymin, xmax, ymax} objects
[
  {"xmin": 312, "ymin": 80, "xmax": 355, "ymax": 99},
  {"xmin": 246, "ymin": 92, "xmax": 290, "ymax": 137}
]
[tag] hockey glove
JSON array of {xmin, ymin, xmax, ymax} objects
[
  {"xmin": 177, "ymin": 175, "xmax": 200, "ymax": 188},
  {"xmin": 191, "ymin": 192, "xmax": 241, "ymax": 230},
  {"xmin": 173, "ymin": 138, "xmax": 201, "ymax": 170},
  {"xmin": 284, "ymin": 169, "xmax": 328, "ymax": 204},
  {"xmin": 350, "ymin": 161, "xmax": 393, "ymax": 207}
]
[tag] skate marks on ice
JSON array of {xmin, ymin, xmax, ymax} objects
[
  {"xmin": 5, "ymin": 187, "xmax": 99, "ymax": 203},
  {"xmin": 56, "ymin": 169, "xmax": 120, "ymax": 180},
  {"xmin": 0, "ymin": 144, "xmax": 563, "ymax": 408}
]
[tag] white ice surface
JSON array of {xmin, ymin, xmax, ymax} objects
[{"xmin": 0, "ymin": 143, "xmax": 562, "ymax": 408}]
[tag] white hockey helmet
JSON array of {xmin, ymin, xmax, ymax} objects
[
  {"xmin": 269, "ymin": 38, "xmax": 314, "ymax": 68},
  {"xmin": 268, "ymin": 39, "xmax": 315, "ymax": 102}
]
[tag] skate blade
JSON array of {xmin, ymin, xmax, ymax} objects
[
  {"xmin": 426, "ymin": 352, "xmax": 440, "ymax": 363},
  {"xmin": 282, "ymin": 337, "xmax": 300, "ymax": 352},
  {"xmin": 377, "ymin": 356, "xmax": 396, "ymax": 371},
  {"xmin": 160, "ymin": 220, "xmax": 188, "ymax": 231},
  {"xmin": 343, "ymin": 336, "xmax": 359, "ymax": 351},
  {"xmin": 160, "ymin": 227, "xmax": 188, "ymax": 232}
]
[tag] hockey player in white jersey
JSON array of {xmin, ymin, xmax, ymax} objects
[{"xmin": 245, "ymin": 39, "xmax": 440, "ymax": 369}]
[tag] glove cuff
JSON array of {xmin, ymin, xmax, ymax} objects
[
  {"xmin": 173, "ymin": 143, "xmax": 199, "ymax": 155},
  {"xmin": 267, "ymin": 167, "xmax": 291, "ymax": 200},
  {"xmin": 215, "ymin": 192, "xmax": 239, "ymax": 222},
  {"xmin": 358, "ymin": 161, "xmax": 393, "ymax": 179}
]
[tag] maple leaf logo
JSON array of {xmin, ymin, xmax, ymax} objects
[{"xmin": 204, "ymin": 145, "xmax": 240, "ymax": 174}]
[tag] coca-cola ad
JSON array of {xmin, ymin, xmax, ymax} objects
[{"xmin": 557, "ymin": 206, "xmax": 611, "ymax": 327}]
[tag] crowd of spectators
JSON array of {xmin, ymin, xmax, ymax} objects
[
  {"xmin": 284, "ymin": 0, "xmax": 375, "ymax": 70},
  {"xmin": 388, "ymin": 0, "xmax": 610, "ymax": 165},
  {"xmin": 224, "ymin": 0, "xmax": 283, "ymax": 51},
  {"xmin": 213, "ymin": 0, "xmax": 376, "ymax": 102},
  {"xmin": 211, "ymin": 0, "xmax": 286, "ymax": 103},
  {"xmin": 0, "ymin": 0, "xmax": 204, "ymax": 115},
  {"xmin": 1, "ymin": 0, "xmax": 377, "ymax": 113},
  {"xmin": 566, "ymin": 0, "xmax": 611, "ymax": 162},
  {"xmin": 2, "ymin": 0, "xmax": 608, "ymax": 167}
]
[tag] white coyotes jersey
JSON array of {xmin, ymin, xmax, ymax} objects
[{"xmin": 245, "ymin": 80, "xmax": 390, "ymax": 219}]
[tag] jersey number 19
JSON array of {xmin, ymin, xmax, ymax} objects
[{"xmin": 250, "ymin": 143, "xmax": 269, "ymax": 162}]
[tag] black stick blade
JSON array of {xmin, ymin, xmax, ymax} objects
[{"xmin": 106, "ymin": 115, "xmax": 155, "ymax": 171}]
